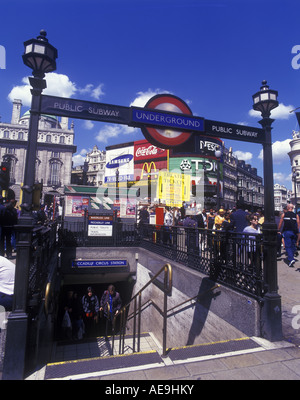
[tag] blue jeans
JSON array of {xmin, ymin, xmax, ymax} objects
[{"xmin": 283, "ymin": 230, "xmax": 296, "ymax": 263}]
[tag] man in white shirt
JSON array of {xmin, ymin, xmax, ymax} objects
[{"xmin": 0, "ymin": 256, "xmax": 15, "ymax": 311}]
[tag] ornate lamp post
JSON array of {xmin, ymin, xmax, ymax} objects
[
  {"xmin": 214, "ymin": 146, "xmax": 222, "ymax": 210},
  {"xmin": 252, "ymin": 80, "xmax": 282, "ymax": 341},
  {"xmin": 3, "ymin": 30, "xmax": 57, "ymax": 380}
]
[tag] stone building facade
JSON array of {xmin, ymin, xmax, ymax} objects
[{"xmin": 0, "ymin": 99, "xmax": 77, "ymax": 202}]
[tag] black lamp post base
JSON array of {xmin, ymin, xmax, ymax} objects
[
  {"xmin": 261, "ymin": 292, "xmax": 283, "ymax": 342},
  {"xmin": 2, "ymin": 311, "xmax": 28, "ymax": 380}
]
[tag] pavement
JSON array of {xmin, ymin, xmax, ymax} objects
[{"xmin": 2, "ymin": 249, "xmax": 300, "ymax": 380}]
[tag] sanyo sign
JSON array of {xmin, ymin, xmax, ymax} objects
[{"xmin": 0, "ymin": 45, "xmax": 6, "ymax": 69}]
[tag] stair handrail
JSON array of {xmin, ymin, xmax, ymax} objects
[{"xmin": 112, "ymin": 263, "xmax": 172, "ymax": 357}]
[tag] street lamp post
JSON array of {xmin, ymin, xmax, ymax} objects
[
  {"xmin": 3, "ymin": 30, "xmax": 57, "ymax": 380},
  {"xmin": 252, "ymin": 80, "xmax": 282, "ymax": 341},
  {"xmin": 215, "ymin": 147, "xmax": 222, "ymax": 210}
]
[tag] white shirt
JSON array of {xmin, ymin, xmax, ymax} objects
[{"xmin": 0, "ymin": 256, "xmax": 15, "ymax": 295}]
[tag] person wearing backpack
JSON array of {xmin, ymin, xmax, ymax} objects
[{"xmin": 278, "ymin": 204, "xmax": 300, "ymax": 267}]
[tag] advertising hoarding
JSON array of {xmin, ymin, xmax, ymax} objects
[{"xmin": 105, "ymin": 145, "xmax": 134, "ymax": 185}]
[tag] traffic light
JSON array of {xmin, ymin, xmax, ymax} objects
[{"xmin": 0, "ymin": 163, "xmax": 10, "ymax": 190}]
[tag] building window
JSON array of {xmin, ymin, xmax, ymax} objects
[
  {"xmin": 46, "ymin": 135, "xmax": 51, "ymax": 143},
  {"xmin": 59, "ymin": 136, "xmax": 65, "ymax": 144},
  {"xmin": 18, "ymin": 131, "xmax": 24, "ymax": 140},
  {"xmin": 3, "ymin": 130, "xmax": 9, "ymax": 138},
  {"xmin": 49, "ymin": 161, "xmax": 61, "ymax": 186}
]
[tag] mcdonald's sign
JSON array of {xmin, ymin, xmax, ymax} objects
[
  {"xmin": 134, "ymin": 160, "xmax": 167, "ymax": 182},
  {"xmin": 141, "ymin": 161, "xmax": 157, "ymax": 180}
]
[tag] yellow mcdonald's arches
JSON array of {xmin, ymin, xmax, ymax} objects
[{"xmin": 140, "ymin": 161, "xmax": 157, "ymax": 179}]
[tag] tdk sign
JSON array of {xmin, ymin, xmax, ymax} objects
[{"xmin": 106, "ymin": 154, "xmax": 133, "ymax": 169}]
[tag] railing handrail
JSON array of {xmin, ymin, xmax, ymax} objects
[{"xmin": 112, "ymin": 263, "xmax": 172, "ymax": 356}]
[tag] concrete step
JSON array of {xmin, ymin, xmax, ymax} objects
[{"xmin": 42, "ymin": 334, "xmax": 265, "ymax": 380}]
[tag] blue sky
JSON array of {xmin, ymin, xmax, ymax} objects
[{"xmin": 1, "ymin": 0, "xmax": 300, "ymax": 189}]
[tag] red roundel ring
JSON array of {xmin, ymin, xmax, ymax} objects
[{"xmin": 141, "ymin": 94, "xmax": 193, "ymax": 148}]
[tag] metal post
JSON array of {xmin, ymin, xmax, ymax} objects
[
  {"xmin": 3, "ymin": 76, "xmax": 46, "ymax": 380},
  {"xmin": 293, "ymin": 169, "xmax": 298, "ymax": 211},
  {"xmin": 259, "ymin": 117, "xmax": 283, "ymax": 341}
]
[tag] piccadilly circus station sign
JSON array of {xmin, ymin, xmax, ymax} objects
[{"xmin": 40, "ymin": 93, "xmax": 265, "ymax": 147}]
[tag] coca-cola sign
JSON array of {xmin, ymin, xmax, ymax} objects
[{"xmin": 134, "ymin": 139, "xmax": 167, "ymax": 161}]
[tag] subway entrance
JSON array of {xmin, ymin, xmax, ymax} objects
[{"xmin": 56, "ymin": 274, "xmax": 135, "ymax": 342}]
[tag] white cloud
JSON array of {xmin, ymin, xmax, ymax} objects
[
  {"xmin": 8, "ymin": 72, "xmax": 77, "ymax": 106},
  {"xmin": 274, "ymin": 172, "xmax": 290, "ymax": 184},
  {"xmin": 249, "ymin": 103, "xmax": 295, "ymax": 120},
  {"xmin": 78, "ymin": 83, "xmax": 105, "ymax": 100},
  {"xmin": 95, "ymin": 124, "xmax": 137, "ymax": 144},
  {"xmin": 258, "ymin": 138, "xmax": 291, "ymax": 163},
  {"xmin": 7, "ymin": 77, "xmax": 32, "ymax": 106},
  {"xmin": 130, "ymin": 88, "xmax": 171, "ymax": 107},
  {"xmin": 233, "ymin": 150, "xmax": 253, "ymax": 162},
  {"xmin": 72, "ymin": 148, "xmax": 88, "ymax": 167},
  {"xmin": 7, "ymin": 73, "xmax": 105, "ymax": 106},
  {"xmin": 83, "ymin": 120, "xmax": 94, "ymax": 130}
]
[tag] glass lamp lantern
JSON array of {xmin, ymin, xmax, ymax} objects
[
  {"xmin": 252, "ymin": 80, "xmax": 278, "ymax": 118},
  {"xmin": 22, "ymin": 30, "xmax": 58, "ymax": 77}
]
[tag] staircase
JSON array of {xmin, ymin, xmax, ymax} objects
[{"xmin": 42, "ymin": 333, "xmax": 262, "ymax": 380}]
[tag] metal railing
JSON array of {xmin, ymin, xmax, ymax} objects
[
  {"xmin": 110, "ymin": 268, "xmax": 221, "ymax": 357},
  {"xmin": 112, "ymin": 263, "xmax": 172, "ymax": 357},
  {"xmin": 60, "ymin": 220, "xmax": 265, "ymax": 299}
]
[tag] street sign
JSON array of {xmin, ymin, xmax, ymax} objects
[
  {"xmin": 40, "ymin": 94, "xmax": 265, "ymax": 145},
  {"xmin": 135, "ymin": 94, "xmax": 204, "ymax": 148},
  {"xmin": 204, "ymin": 119, "xmax": 265, "ymax": 144},
  {"xmin": 40, "ymin": 95, "xmax": 132, "ymax": 125}
]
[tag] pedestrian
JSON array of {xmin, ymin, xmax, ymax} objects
[
  {"xmin": 138, "ymin": 205, "xmax": 149, "ymax": 238},
  {"xmin": 0, "ymin": 200, "xmax": 18, "ymax": 259},
  {"xmin": 275, "ymin": 210, "xmax": 283, "ymax": 258},
  {"xmin": 220, "ymin": 211, "xmax": 233, "ymax": 262},
  {"xmin": 81, "ymin": 286, "xmax": 99, "ymax": 336},
  {"xmin": 163, "ymin": 206, "xmax": 173, "ymax": 245},
  {"xmin": 100, "ymin": 284, "xmax": 122, "ymax": 320},
  {"xmin": 214, "ymin": 209, "xmax": 225, "ymax": 230},
  {"xmin": 207, "ymin": 209, "xmax": 215, "ymax": 230},
  {"xmin": 36, "ymin": 204, "xmax": 47, "ymax": 225},
  {"xmin": 100, "ymin": 284, "xmax": 122, "ymax": 336},
  {"xmin": 243, "ymin": 214, "xmax": 260, "ymax": 265},
  {"xmin": 230, "ymin": 201, "xmax": 249, "ymax": 233},
  {"xmin": 0, "ymin": 255, "xmax": 15, "ymax": 311},
  {"xmin": 183, "ymin": 214, "xmax": 197, "ymax": 258},
  {"xmin": 278, "ymin": 204, "xmax": 300, "ymax": 267}
]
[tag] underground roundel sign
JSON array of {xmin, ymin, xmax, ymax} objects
[{"xmin": 140, "ymin": 94, "xmax": 195, "ymax": 148}]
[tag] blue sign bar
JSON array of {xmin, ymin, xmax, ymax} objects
[
  {"xmin": 204, "ymin": 119, "xmax": 265, "ymax": 144},
  {"xmin": 41, "ymin": 95, "xmax": 131, "ymax": 125},
  {"xmin": 131, "ymin": 107, "xmax": 204, "ymax": 132}
]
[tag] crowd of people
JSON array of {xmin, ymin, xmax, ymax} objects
[
  {"xmin": 138, "ymin": 201, "xmax": 300, "ymax": 269},
  {"xmin": 61, "ymin": 285, "xmax": 122, "ymax": 340}
]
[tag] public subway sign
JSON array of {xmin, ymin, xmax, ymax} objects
[
  {"xmin": 40, "ymin": 95, "xmax": 131, "ymax": 125},
  {"xmin": 40, "ymin": 94, "xmax": 265, "ymax": 146},
  {"xmin": 204, "ymin": 119, "xmax": 265, "ymax": 144}
]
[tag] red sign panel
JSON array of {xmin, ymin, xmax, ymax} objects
[{"xmin": 134, "ymin": 139, "xmax": 168, "ymax": 162}]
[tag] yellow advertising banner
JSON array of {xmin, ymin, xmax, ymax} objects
[{"xmin": 157, "ymin": 171, "xmax": 190, "ymax": 207}]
